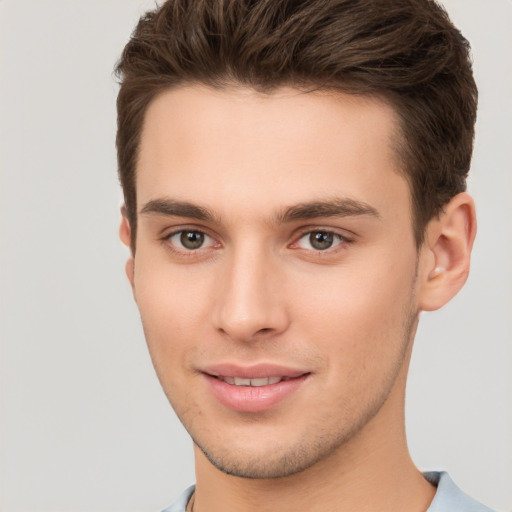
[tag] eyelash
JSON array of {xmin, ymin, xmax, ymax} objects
[
  {"xmin": 161, "ymin": 228, "xmax": 218, "ymax": 256},
  {"xmin": 292, "ymin": 230, "xmax": 351, "ymax": 252},
  {"xmin": 160, "ymin": 228, "xmax": 353, "ymax": 256}
]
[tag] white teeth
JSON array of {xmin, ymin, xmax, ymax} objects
[
  {"xmin": 220, "ymin": 376, "xmax": 284, "ymax": 386},
  {"xmin": 234, "ymin": 377, "xmax": 251, "ymax": 386},
  {"xmin": 249, "ymin": 378, "xmax": 270, "ymax": 387}
]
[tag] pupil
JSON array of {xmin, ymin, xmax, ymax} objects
[
  {"xmin": 310, "ymin": 231, "xmax": 333, "ymax": 250},
  {"xmin": 180, "ymin": 231, "xmax": 204, "ymax": 249}
]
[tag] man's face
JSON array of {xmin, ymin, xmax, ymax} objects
[{"xmin": 126, "ymin": 85, "xmax": 424, "ymax": 478}]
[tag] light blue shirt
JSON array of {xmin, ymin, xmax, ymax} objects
[
  {"xmin": 161, "ymin": 472, "xmax": 495, "ymax": 512},
  {"xmin": 423, "ymin": 472, "xmax": 495, "ymax": 512}
]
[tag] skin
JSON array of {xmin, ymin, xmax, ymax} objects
[{"xmin": 120, "ymin": 85, "xmax": 476, "ymax": 512}]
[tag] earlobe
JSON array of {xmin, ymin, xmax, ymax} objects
[
  {"xmin": 418, "ymin": 192, "xmax": 477, "ymax": 311},
  {"xmin": 119, "ymin": 205, "xmax": 132, "ymax": 248},
  {"xmin": 119, "ymin": 206, "xmax": 136, "ymax": 290}
]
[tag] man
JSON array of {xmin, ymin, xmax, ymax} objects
[{"xmin": 115, "ymin": 1, "xmax": 493, "ymax": 511}]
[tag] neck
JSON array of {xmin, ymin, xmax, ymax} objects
[{"xmin": 191, "ymin": 360, "xmax": 435, "ymax": 512}]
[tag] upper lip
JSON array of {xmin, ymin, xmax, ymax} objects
[{"xmin": 201, "ymin": 363, "xmax": 309, "ymax": 379}]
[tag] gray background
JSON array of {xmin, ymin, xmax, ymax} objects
[{"xmin": 1, "ymin": 0, "xmax": 510, "ymax": 510}]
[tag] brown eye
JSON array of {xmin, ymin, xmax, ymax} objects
[
  {"xmin": 167, "ymin": 230, "xmax": 212, "ymax": 251},
  {"xmin": 179, "ymin": 231, "xmax": 205, "ymax": 249},
  {"xmin": 309, "ymin": 231, "xmax": 334, "ymax": 250},
  {"xmin": 296, "ymin": 230, "xmax": 344, "ymax": 251}
]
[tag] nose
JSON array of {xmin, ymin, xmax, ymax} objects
[{"xmin": 212, "ymin": 246, "xmax": 290, "ymax": 343}]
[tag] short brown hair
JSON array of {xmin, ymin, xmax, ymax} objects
[{"xmin": 115, "ymin": 0, "xmax": 477, "ymax": 249}]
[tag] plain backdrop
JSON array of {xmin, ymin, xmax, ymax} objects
[{"xmin": 1, "ymin": 1, "xmax": 511, "ymax": 511}]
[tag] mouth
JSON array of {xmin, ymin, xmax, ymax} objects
[
  {"xmin": 201, "ymin": 364, "xmax": 310, "ymax": 413},
  {"xmin": 213, "ymin": 375, "xmax": 296, "ymax": 387}
]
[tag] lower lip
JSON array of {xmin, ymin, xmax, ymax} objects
[{"xmin": 204, "ymin": 374, "xmax": 309, "ymax": 413}]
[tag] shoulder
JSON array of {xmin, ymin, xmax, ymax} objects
[
  {"xmin": 161, "ymin": 475, "xmax": 495, "ymax": 512},
  {"xmin": 425, "ymin": 472, "xmax": 496, "ymax": 512},
  {"xmin": 160, "ymin": 485, "xmax": 195, "ymax": 512}
]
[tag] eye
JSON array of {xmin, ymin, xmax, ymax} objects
[
  {"xmin": 296, "ymin": 230, "xmax": 345, "ymax": 251},
  {"xmin": 167, "ymin": 230, "xmax": 214, "ymax": 250}
]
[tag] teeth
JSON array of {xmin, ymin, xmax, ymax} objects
[
  {"xmin": 249, "ymin": 377, "xmax": 270, "ymax": 387},
  {"xmin": 220, "ymin": 376, "xmax": 284, "ymax": 386},
  {"xmin": 234, "ymin": 377, "xmax": 251, "ymax": 386}
]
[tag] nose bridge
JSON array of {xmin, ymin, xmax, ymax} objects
[{"xmin": 213, "ymin": 239, "xmax": 288, "ymax": 341}]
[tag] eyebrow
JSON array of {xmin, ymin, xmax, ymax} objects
[
  {"xmin": 139, "ymin": 197, "xmax": 380, "ymax": 224},
  {"xmin": 140, "ymin": 198, "xmax": 219, "ymax": 222},
  {"xmin": 274, "ymin": 198, "xmax": 380, "ymax": 223}
]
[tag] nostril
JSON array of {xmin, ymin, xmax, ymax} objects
[{"xmin": 256, "ymin": 327, "xmax": 272, "ymax": 334}]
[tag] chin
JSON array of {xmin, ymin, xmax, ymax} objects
[
  {"xmin": 190, "ymin": 420, "xmax": 362, "ymax": 480},
  {"xmin": 196, "ymin": 440, "xmax": 325, "ymax": 479}
]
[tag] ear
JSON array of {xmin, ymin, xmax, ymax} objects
[
  {"xmin": 119, "ymin": 205, "xmax": 135, "ymax": 290},
  {"xmin": 417, "ymin": 192, "xmax": 477, "ymax": 311}
]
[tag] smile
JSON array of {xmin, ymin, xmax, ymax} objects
[
  {"xmin": 202, "ymin": 365, "xmax": 310, "ymax": 413},
  {"xmin": 216, "ymin": 376, "xmax": 290, "ymax": 386}
]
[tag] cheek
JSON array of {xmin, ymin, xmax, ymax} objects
[
  {"xmin": 133, "ymin": 261, "xmax": 215, "ymax": 411},
  {"xmin": 133, "ymin": 256, "xmax": 213, "ymax": 361},
  {"xmin": 292, "ymin": 254, "xmax": 417, "ymax": 369}
]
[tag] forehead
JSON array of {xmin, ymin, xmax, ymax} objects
[{"xmin": 136, "ymin": 85, "xmax": 410, "ymax": 223}]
